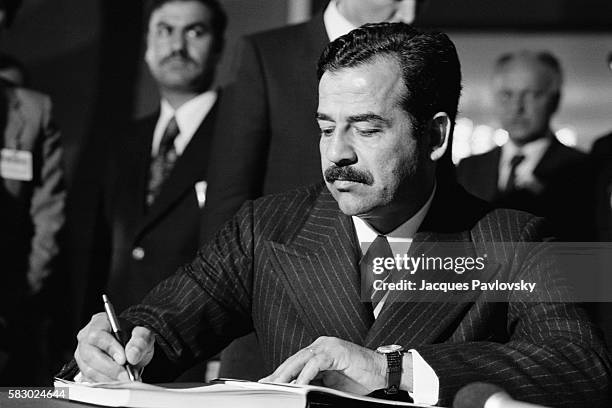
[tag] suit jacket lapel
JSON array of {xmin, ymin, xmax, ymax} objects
[
  {"xmin": 533, "ymin": 138, "xmax": 567, "ymax": 180},
  {"xmin": 266, "ymin": 188, "xmax": 373, "ymax": 345},
  {"xmin": 364, "ymin": 230, "xmax": 485, "ymax": 348},
  {"xmin": 365, "ymin": 184, "xmax": 499, "ymax": 348},
  {"xmin": 4, "ymin": 89, "xmax": 25, "ymax": 148},
  {"xmin": 114, "ymin": 114, "xmax": 156, "ymax": 232},
  {"xmin": 485, "ymin": 147, "xmax": 502, "ymax": 200},
  {"xmin": 137, "ymin": 99, "xmax": 219, "ymax": 236}
]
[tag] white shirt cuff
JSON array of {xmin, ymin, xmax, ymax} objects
[{"xmin": 408, "ymin": 349, "xmax": 439, "ymax": 405}]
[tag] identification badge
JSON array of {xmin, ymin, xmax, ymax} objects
[{"xmin": 0, "ymin": 149, "xmax": 33, "ymax": 181}]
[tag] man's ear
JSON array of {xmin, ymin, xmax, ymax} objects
[{"xmin": 429, "ymin": 112, "xmax": 451, "ymax": 161}]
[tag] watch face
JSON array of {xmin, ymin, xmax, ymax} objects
[{"xmin": 377, "ymin": 344, "xmax": 404, "ymax": 354}]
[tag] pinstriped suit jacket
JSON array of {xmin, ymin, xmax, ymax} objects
[{"xmin": 122, "ymin": 183, "xmax": 611, "ymax": 407}]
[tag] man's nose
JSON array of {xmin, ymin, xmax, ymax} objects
[
  {"xmin": 169, "ymin": 32, "xmax": 187, "ymax": 52},
  {"xmin": 505, "ymin": 94, "xmax": 525, "ymax": 116},
  {"xmin": 325, "ymin": 130, "xmax": 357, "ymax": 166}
]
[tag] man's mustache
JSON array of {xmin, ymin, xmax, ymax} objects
[
  {"xmin": 161, "ymin": 50, "xmax": 195, "ymax": 65},
  {"xmin": 324, "ymin": 166, "xmax": 374, "ymax": 185}
]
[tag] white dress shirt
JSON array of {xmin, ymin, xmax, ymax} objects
[
  {"xmin": 352, "ymin": 186, "xmax": 439, "ymax": 405},
  {"xmin": 498, "ymin": 134, "xmax": 552, "ymax": 191},
  {"xmin": 151, "ymin": 90, "xmax": 217, "ymax": 157},
  {"xmin": 323, "ymin": 0, "xmax": 357, "ymax": 41}
]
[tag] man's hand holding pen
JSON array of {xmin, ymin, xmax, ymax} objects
[{"xmin": 74, "ymin": 312, "xmax": 155, "ymax": 382}]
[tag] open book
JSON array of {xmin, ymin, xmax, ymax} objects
[{"xmin": 54, "ymin": 378, "xmax": 436, "ymax": 408}]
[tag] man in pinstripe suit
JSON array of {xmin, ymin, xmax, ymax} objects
[{"xmin": 70, "ymin": 24, "xmax": 611, "ymax": 406}]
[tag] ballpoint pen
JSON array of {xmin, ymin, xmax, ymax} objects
[{"xmin": 103, "ymin": 294, "xmax": 138, "ymax": 381}]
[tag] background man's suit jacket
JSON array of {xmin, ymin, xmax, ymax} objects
[
  {"xmin": 0, "ymin": 86, "xmax": 64, "ymax": 313},
  {"xmin": 457, "ymin": 139, "xmax": 595, "ymax": 240},
  {"xmin": 0, "ymin": 85, "xmax": 65, "ymax": 384},
  {"xmin": 201, "ymin": 12, "xmax": 328, "ymax": 241},
  {"xmin": 591, "ymin": 132, "xmax": 612, "ymax": 241},
  {"xmin": 82, "ymin": 99, "xmax": 219, "ymax": 322},
  {"xmin": 122, "ymin": 183, "xmax": 611, "ymax": 407}
]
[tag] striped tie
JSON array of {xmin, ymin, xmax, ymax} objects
[
  {"xmin": 360, "ymin": 234, "xmax": 396, "ymax": 313},
  {"xmin": 147, "ymin": 117, "xmax": 179, "ymax": 206}
]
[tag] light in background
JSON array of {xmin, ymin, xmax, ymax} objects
[{"xmin": 452, "ymin": 119, "xmax": 579, "ymax": 164}]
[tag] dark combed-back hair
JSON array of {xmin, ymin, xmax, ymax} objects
[
  {"xmin": 145, "ymin": 0, "xmax": 227, "ymax": 52},
  {"xmin": 317, "ymin": 22, "xmax": 462, "ymax": 182},
  {"xmin": 317, "ymin": 22, "xmax": 462, "ymax": 127}
]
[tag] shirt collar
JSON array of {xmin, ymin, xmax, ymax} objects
[
  {"xmin": 501, "ymin": 132, "xmax": 552, "ymax": 166},
  {"xmin": 323, "ymin": 0, "xmax": 357, "ymax": 42},
  {"xmin": 153, "ymin": 90, "xmax": 217, "ymax": 156},
  {"xmin": 352, "ymin": 183, "xmax": 436, "ymax": 248}
]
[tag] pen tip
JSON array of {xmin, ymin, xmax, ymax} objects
[{"xmin": 102, "ymin": 294, "xmax": 108, "ymax": 302}]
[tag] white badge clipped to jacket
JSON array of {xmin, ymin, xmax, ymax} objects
[
  {"xmin": 195, "ymin": 180, "xmax": 207, "ymax": 209},
  {"xmin": 1, "ymin": 149, "xmax": 33, "ymax": 181}
]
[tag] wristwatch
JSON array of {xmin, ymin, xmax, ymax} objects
[{"xmin": 376, "ymin": 344, "xmax": 405, "ymax": 395}]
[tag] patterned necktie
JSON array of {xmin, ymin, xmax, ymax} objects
[
  {"xmin": 147, "ymin": 116, "xmax": 179, "ymax": 206},
  {"xmin": 505, "ymin": 153, "xmax": 525, "ymax": 193},
  {"xmin": 360, "ymin": 234, "xmax": 396, "ymax": 313}
]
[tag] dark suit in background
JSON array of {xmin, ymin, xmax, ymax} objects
[
  {"xmin": 457, "ymin": 139, "xmax": 594, "ymax": 241},
  {"xmin": 0, "ymin": 85, "xmax": 65, "ymax": 385},
  {"xmin": 591, "ymin": 132, "xmax": 612, "ymax": 241},
  {"xmin": 201, "ymin": 13, "xmax": 328, "ymax": 241},
  {"xmin": 81, "ymin": 100, "xmax": 219, "ymax": 380},
  {"xmin": 87, "ymin": 102, "xmax": 218, "ymax": 312},
  {"xmin": 120, "ymin": 183, "xmax": 611, "ymax": 407},
  {"xmin": 589, "ymin": 132, "xmax": 612, "ymax": 351}
]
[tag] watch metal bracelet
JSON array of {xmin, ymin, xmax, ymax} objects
[{"xmin": 385, "ymin": 350, "xmax": 403, "ymax": 395}]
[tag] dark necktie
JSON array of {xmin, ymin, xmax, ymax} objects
[
  {"xmin": 505, "ymin": 153, "xmax": 525, "ymax": 193},
  {"xmin": 147, "ymin": 117, "xmax": 179, "ymax": 206},
  {"xmin": 360, "ymin": 234, "xmax": 396, "ymax": 313}
]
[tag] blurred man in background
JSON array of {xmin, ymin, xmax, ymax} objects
[
  {"xmin": 0, "ymin": 0, "xmax": 66, "ymax": 385},
  {"xmin": 458, "ymin": 50, "xmax": 594, "ymax": 241},
  {"xmin": 84, "ymin": 0, "xmax": 226, "ymax": 381}
]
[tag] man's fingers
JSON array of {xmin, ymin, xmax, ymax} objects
[
  {"xmin": 295, "ymin": 353, "xmax": 332, "ymax": 385},
  {"xmin": 262, "ymin": 348, "xmax": 318, "ymax": 383},
  {"xmin": 75, "ymin": 313, "xmax": 152, "ymax": 382},
  {"xmin": 78, "ymin": 313, "xmax": 126, "ymax": 364},
  {"xmin": 75, "ymin": 342, "xmax": 124, "ymax": 382},
  {"xmin": 125, "ymin": 326, "xmax": 155, "ymax": 367}
]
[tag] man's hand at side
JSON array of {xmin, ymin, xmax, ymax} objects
[
  {"xmin": 260, "ymin": 336, "xmax": 389, "ymax": 395},
  {"xmin": 74, "ymin": 312, "xmax": 154, "ymax": 382}
]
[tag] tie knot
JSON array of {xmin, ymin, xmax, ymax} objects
[
  {"xmin": 159, "ymin": 116, "xmax": 179, "ymax": 153},
  {"xmin": 364, "ymin": 234, "xmax": 392, "ymax": 258}
]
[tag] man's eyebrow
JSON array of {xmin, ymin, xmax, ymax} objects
[
  {"xmin": 347, "ymin": 113, "xmax": 390, "ymax": 126},
  {"xmin": 316, "ymin": 112, "xmax": 333, "ymax": 121},
  {"xmin": 155, "ymin": 21, "xmax": 208, "ymax": 30}
]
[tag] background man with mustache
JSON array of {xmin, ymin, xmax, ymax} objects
[
  {"xmin": 84, "ymin": 0, "xmax": 226, "ymax": 381},
  {"xmin": 66, "ymin": 24, "xmax": 610, "ymax": 407},
  {"xmin": 457, "ymin": 50, "xmax": 595, "ymax": 241}
]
